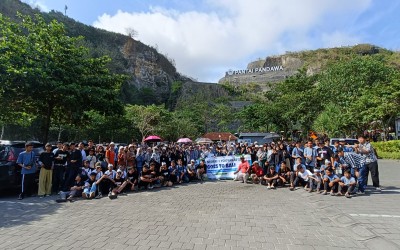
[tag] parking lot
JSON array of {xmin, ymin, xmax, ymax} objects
[{"xmin": 0, "ymin": 160, "xmax": 399, "ymax": 250}]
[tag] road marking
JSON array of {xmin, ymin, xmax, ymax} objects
[
  {"xmin": 381, "ymin": 189, "xmax": 400, "ymax": 193},
  {"xmin": 350, "ymin": 214, "xmax": 400, "ymax": 218}
]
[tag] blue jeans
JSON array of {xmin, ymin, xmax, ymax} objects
[
  {"xmin": 83, "ymin": 183, "xmax": 98, "ymax": 195},
  {"xmin": 357, "ymin": 166, "xmax": 366, "ymax": 192}
]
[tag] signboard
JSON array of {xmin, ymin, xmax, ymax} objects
[
  {"xmin": 227, "ymin": 66, "xmax": 283, "ymax": 76},
  {"xmin": 206, "ymin": 155, "xmax": 252, "ymax": 180}
]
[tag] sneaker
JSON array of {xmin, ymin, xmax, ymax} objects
[
  {"xmin": 82, "ymin": 193, "xmax": 88, "ymax": 199},
  {"xmin": 330, "ymin": 192, "xmax": 336, "ymax": 196},
  {"xmin": 148, "ymin": 185, "xmax": 154, "ymax": 190},
  {"xmin": 267, "ymin": 186, "xmax": 271, "ymax": 190},
  {"xmin": 289, "ymin": 187, "xmax": 294, "ymax": 191},
  {"xmin": 376, "ymin": 187, "xmax": 382, "ymax": 191},
  {"xmin": 39, "ymin": 195, "xmax": 44, "ymax": 198},
  {"xmin": 17, "ymin": 194, "xmax": 23, "ymax": 200},
  {"xmin": 356, "ymin": 190, "xmax": 365, "ymax": 195},
  {"xmin": 45, "ymin": 194, "xmax": 51, "ymax": 197},
  {"xmin": 322, "ymin": 191, "xmax": 327, "ymax": 195},
  {"xmin": 345, "ymin": 193, "xmax": 351, "ymax": 198},
  {"xmin": 89, "ymin": 192, "xmax": 95, "ymax": 199},
  {"xmin": 271, "ymin": 186, "xmax": 275, "ymax": 189},
  {"xmin": 95, "ymin": 192, "xmax": 103, "ymax": 199}
]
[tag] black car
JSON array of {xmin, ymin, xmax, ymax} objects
[{"xmin": 0, "ymin": 140, "xmax": 44, "ymax": 190}]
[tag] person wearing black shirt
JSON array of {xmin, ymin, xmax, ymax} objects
[
  {"xmin": 316, "ymin": 141, "xmax": 334, "ymax": 168},
  {"xmin": 196, "ymin": 159, "xmax": 207, "ymax": 182},
  {"xmin": 38, "ymin": 143, "xmax": 54, "ymax": 197},
  {"xmin": 159, "ymin": 162, "xmax": 172, "ymax": 187},
  {"xmin": 125, "ymin": 167, "xmax": 139, "ymax": 191},
  {"xmin": 53, "ymin": 143, "xmax": 70, "ymax": 194},
  {"xmin": 58, "ymin": 174, "xmax": 85, "ymax": 201},
  {"xmin": 139, "ymin": 165, "xmax": 155, "ymax": 189},
  {"xmin": 64, "ymin": 143, "xmax": 82, "ymax": 191}
]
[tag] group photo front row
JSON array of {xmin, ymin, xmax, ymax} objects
[{"xmin": 15, "ymin": 135, "xmax": 380, "ymax": 201}]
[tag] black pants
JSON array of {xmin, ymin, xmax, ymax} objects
[
  {"xmin": 365, "ymin": 161, "xmax": 380, "ymax": 187},
  {"xmin": 64, "ymin": 167, "xmax": 78, "ymax": 191},
  {"xmin": 99, "ymin": 179, "xmax": 114, "ymax": 194},
  {"xmin": 293, "ymin": 176, "xmax": 308, "ymax": 187},
  {"xmin": 52, "ymin": 166, "xmax": 65, "ymax": 193},
  {"xmin": 21, "ymin": 173, "xmax": 36, "ymax": 197},
  {"xmin": 339, "ymin": 185, "xmax": 355, "ymax": 194},
  {"xmin": 324, "ymin": 180, "xmax": 338, "ymax": 192}
]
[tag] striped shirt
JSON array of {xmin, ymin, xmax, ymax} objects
[{"xmin": 340, "ymin": 152, "xmax": 365, "ymax": 169}]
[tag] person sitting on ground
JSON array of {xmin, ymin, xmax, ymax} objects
[
  {"xmin": 278, "ymin": 161, "xmax": 292, "ymax": 187},
  {"xmin": 149, "ymin": 162, "xmax": 161, "ymax": 188},
  {"xmin": 124, "ymin": 167, "xmax": 139, "ymax": 192},
  {"xmin": 308, "ymin": 169, "xmax": 322, "ymax": 193},
  {"xmin": 234, "ymin": 156, "xmax": 250, "ymax": 183},
  {"xmin": 322, "ymin": 167, "xmax": 340, "ymax": 196},
  {"xmin": 168, "ymin": 160, "xmax": 180, "ymax": 184},
  {"xmin": 186, "ymin": 159, "xmax": 197, "ymax": 181},
  {"xmin": 176, "ymin": 159, "xmax": 188, "ymax": 183},
  {"xmin": 139, "ymin": 165, "xmax": 156, "ymax": 189},
  {"xmin": 263, "ymin": 166, "xmax": 280, "ymax": 189},
  {"xmin": 95, "ymin": 164, "xmax": 116, "ymax": 198},
  {"xmin": 58, "ymin": 174, "xmax": 85, "ymax": 201},
  {"xmin": 196, "ymin": 159, "xmax": 207, "ymax": 182},
  {"xmin": 290, "ymin": 165, "xmax": 312, "ymax": 191},
  {"xmin": 338, "ymin": 169, "xmax": 356, "ymax": 198},
  {"xmin": 109, "ymin": 169, "xmax": 127, "ymax": 198},
  {"xmin": 82, "ymin": 172, "xmax": 98, "ymax": 199},
  {"xmin": 250, "ymin": 161, "xmax": 264, "ymax": 184},
  {"xmin": 159, "ymin": 162, "xmax": 172, "ymax": 187}
]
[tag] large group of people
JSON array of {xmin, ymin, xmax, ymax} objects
[{"xmin": 15, "ymin": 135, "xmax": 380, "ymax": 201}]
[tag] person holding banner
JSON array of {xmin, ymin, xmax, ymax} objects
[{"xmin": 234, "ymin": 156, "xmax": 250, "ymax": 183}]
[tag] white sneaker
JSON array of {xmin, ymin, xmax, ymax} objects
[
  {"xmin": 267, "ymin": 186, "xmax": 271, "ymax": 190},
  {"xmin": 376, "ymin": 187, "xmax": 382, "ymax": 191}
]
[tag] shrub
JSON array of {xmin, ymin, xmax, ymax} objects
[{"xmin": 371, "ymin": 140, "xmax": 400, "ymax": 159}]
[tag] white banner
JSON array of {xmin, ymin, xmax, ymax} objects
[{"xmin": 205, "ymin": 155, "xmax": 252, "ymax": 180}]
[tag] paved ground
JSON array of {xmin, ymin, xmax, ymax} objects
[{"xmin": 0, "ymin": 160, "xmax": 399, "ymax": 250}]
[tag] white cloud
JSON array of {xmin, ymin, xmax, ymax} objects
[
  {"xmin": 93, "ymin": 0, "xmax": 372, "ymax": 82},
  {"xmin": 22, "ymin": 0, "xmax": 50, "ymax": 12}
]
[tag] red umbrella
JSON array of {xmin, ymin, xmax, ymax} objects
[
  {"xmin": 177, "ymin": 138, "xmax": 192, "ymax": 143},
  {"xmin": 144, "ymin": 135, "xmax": 162, "ymax": 142}
]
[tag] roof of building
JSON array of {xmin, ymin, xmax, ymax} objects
[
  {"xmin": 239, "ymin": 133, "xmax": 270, "ymax": 137},
  {"xmin": 202, "ymin": 132, "xmax": 238, "ymax": 141}
]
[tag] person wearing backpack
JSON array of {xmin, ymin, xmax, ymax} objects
[{"xmin": 16, "ymin": 142, "xmax": 38, "ymax": 200}]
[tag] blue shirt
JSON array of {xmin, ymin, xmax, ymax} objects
[
  {"xmin": 324, "ymin": 174, "xmax": 339, "ymax": 182},
  {"xmin": 17, "ymin": 151, "xmax": 37, "ymax": 175},
  {"xmin": 340, "ymin": 176, "xmax": 355, "ymax": 186},
  {"xmin": 303, "ymin": 147, "xmax": 316, "ymax": 167}
]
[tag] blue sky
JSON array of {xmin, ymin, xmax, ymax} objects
[{"xmin": 22, "ymin": 0, "xmax": 400, "ymax": 82}]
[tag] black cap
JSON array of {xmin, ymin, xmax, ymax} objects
[{"xmin": 90, "ymin": 172, "xmax": 97, "ymax": 176}]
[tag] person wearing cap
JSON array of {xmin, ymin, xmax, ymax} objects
[
  {"xmin": 64, "ymin": 142, "xmax": 82, "ymax": 191},
  {"xmin": 109, "ymin": 169, "xmax": 127, "ymax": 197},
  {"xmin": 234, "ymin": 156, "xmax": 250, "ymax": 183},
  {"xmin": 338, "ymin": 139, "xmax": 353, "ymax": 152},
  {"xmin": 126, "ymin": 145, "xmax": 136, "ymax": 168},
  {"xmin": 94, "ymin": 164, "xmax": 116, "ymax": 198},
  {"xmin": 308, "ymin": 169, "xmax": 322, "ymax": 193},
  {"xmin": 86, "ymin": 148, "xmax": 97, "ymax": 169},
  {"xmin": 250, "ymin": 161, "xmax": 264, "ymax": 184},
  {"xmin": 38, "ymin": 143, "xmax": 55, "ymax": 197},
  {"xmin": 16, "ymin": 142, "xmax": 38, "ymax": 200}
]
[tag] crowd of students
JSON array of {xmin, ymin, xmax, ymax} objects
[{"xmin": 15, "ymin": 135, "xmax": 380, "ymax": 200}]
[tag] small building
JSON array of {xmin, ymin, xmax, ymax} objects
[{"xmin": 238, "ymin": 132, "xmax": 280, "ymax": 144}]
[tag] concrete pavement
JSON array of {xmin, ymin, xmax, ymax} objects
[{"xmin": 0, "ymin": 159, "xmax": 399, "ymax": 250}]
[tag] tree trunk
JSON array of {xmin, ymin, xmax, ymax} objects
[
  {"xmin": 41, "ymin": 104, "xmax": 53, "ymax": 143},
  {"xmin": 0, "ymin": 125, "xmax": 4, "ymax": 140}
]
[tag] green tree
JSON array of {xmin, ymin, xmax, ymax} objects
[{"xmin": 0, "ymin": 13, "xmax": 125, "ymax": 142}]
